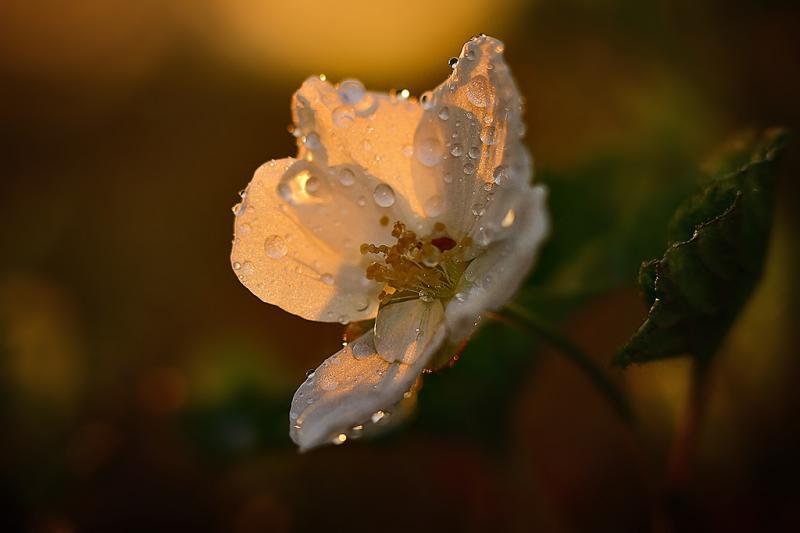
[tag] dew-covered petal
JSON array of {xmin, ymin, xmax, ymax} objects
[
  {"xmin": 292, "ymin": 76, "xmax": 426, "ymax": 223},
  {"xmin": 231, "ymin": 158, "xmax": 384, "ymax": 322},
  {"xmin": 445, "ymin": 185, "xmax": 549, "ymax": 341},
  {"xmin": 374, "ymin": 298, "xmax": 444, "ymax": 363},
  {"xmin": 410, "ymin": 35, "xmax": 531, "ymax": 241},
  {"xmin": 289, "ymin": 327, "xmax": 445, "ymax": 451}
]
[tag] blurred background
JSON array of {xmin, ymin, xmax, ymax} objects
[{"xmin": 1, "ymin": 0, "xmax": 799, "ymax": 531}]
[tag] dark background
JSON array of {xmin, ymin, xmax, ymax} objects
[{"xmin": 1, "ymin": 1, "xmax": 799, "ymax": 531}]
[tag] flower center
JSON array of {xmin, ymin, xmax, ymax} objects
[{"xmin": 361, "ymin": 221, "xmax": 473, "ymax": 305}]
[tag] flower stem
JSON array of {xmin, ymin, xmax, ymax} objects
[{"xmin": 497, "ymin": 304, "xmax": 634, "ymax": 425}]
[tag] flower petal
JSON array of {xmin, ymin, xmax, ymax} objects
[
  {"xmin": 289, "ymin": 326, "xmax": 445, "ymax": 451},
  {"xmin": 410, "ymin": 35, "xmax": 530, "ymax": 242},
  {"xmin": 374, "ymin": 298, "xmax": 445, "ymax": 363},
  {"xmin": 445, "ymin": 184, "xmax": 550, "ymax": 341},
  {"xmin": 292, "ymin": 76, "xmax": 426, "ymax": 223},
  {"xmin": 231, "ymin": 158, "xmax": 384, "ymax": 322}
]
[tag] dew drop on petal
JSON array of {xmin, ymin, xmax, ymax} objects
[
  {"xmin": 468, "ymin": 146, "xmax": 481, "ymax": 159},
  {"xmin": 338, "ymin": 167, "xmax": 356, "ymax": 186},
  {"xmin": 443, "ymin": 171, "xmax": 453, "ymax": 183},
  {"xmin": 463, "ymin": 162, "xmax": 476, "ymax": 175},
  {"xmin": 450, "ymin": 143, "xmax": 464, "ymax": 157},
  {"xmin": 480, "ymin": 125, "xmax": 498, "ymax": 145},
  {"xmin": 448, "ymin": 57, "xmax": 459, "ymax": 69},
  {"xmin": 332, "ymin": 106, "xmax": 355, "ymax": 128},
  {"xmin": 354, "ymin": 93, "xmax": 378, "ymax": 117},
  {"xmin": 438, "ymin": 106, "xmax": 450, "ymax": 121},
  {"xmin": 233, "ymin": 261, "xmax": 242, "ymax": 270},
  {"xmin": 332, "ymin": 433, "xmax": 347, "ymax": 445},
  {"xmin": 423, "ymin": 195, "xmax": 444, "ymax": 217},
  {"xmin": 414, "ymin": 136, "xmax": 443, "ymax": 167},
  {"xmin": 338, "ymin": 79, "xmax": 365, "ymax": 105},
  {"xmin": 304, "ymin": 176, "xmax": 320, "ymax": 193},
  {"xmin": 354, "ymin": 296, "xmax": 370, "ymax": 312},
  {"xmin": 264, "ymin": 234, "xmax": 288, "ymax": 258},
  {"xmin": 372, "ymin": 183, "xmax": 396, "ymax": 207},
  {"xmin": 492, "ymin": 165, "xmax": 508, "ymax": 185},
  {"xmin": 371, "ymin": 410, "xmax": 386, "ymax": 423},
  {"xmin": 420, "ymin": 91, "xmax": 434, "ymax": 110},
  {"xmin": 402, "ymin": 144, "xmax": 414, "ymax": 158},
  {"xmin": 304, "ymin": 132, "xmax": 321, "ymax": 149},
  {"xmin": 320, "ymin": 272, "xmax": 334, "ymax": 285}
]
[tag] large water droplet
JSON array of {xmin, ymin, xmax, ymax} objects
[
  {"xmin": 468, "ymin": 146, "xmax": 481, "ymax": 159},
  {"xmin": 463, "ymin": 162, "xmax": 476, "ymax": 175},
  {"xmin": 450, "ymin": 143, "xmax": 464, "ymax": 157},
  {"xmin": 338, "ymin": 79, "xmax": 365, "ymax": 104},
  {"xmin": 414, "ymin": 136, "xmax": 443, "ymax": 167},
  {"xmin": 467, "ymin": 76, "xmax": 491, "ymax": 107},
  {"xmin": 338, "ymin": 167, "xmax": 355, "ymax": 186},
  {"xmin": 332, "ymin": 106, "xmax": 355, "ymax": 128},
  {"xmin": 354, "ymin": 93, "xmax": 378, "ymax": 117},
  {"xmin": 423, "ymin": 195, "xmax": 444, "ymax": 217},
  {"xmin": 264, "ymin": 234, "xmax": 288, "ymax": 258},
  {"xmin": 304, "ymin": 132, "xmax": 321, "ymax": 149},
  {"xmin": 492, "ymin": 165, "xmax": 508, "ymax": 185},
  {"xmin": 372, "ymin": 184, "xmax": 396, "ymax": 207},
  {"xmin": 480, "ymin": 125, "xmax": 499, "ymax": 145}
]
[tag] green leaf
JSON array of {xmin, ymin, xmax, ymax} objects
[{"xmin": 615, "ymin": 129, "xmax": 790, "ymax": 367}]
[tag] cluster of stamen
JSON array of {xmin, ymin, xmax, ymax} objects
[{"xmin": 361, "ymin": 221, "xmax": 473, "ymax": 305}]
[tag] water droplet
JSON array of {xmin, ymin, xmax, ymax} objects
[
  {"xmin": 305, "ymin": 369, "xmax": 316, "ymax": 378},
  {"xmin": 448, "ymin": 57, "xmax": 459, "ymax": 69},
  {"xmin": 467, "ymin": 76, "xmax": 491, "ymax": 107},
  {"xmin": 398, "ymin": 88, "xmax": 410, "ymax": 100},
  {"xmin": 233, "ymin": 261, "xmax": 242, "ymax": 270},
  {"xmin": 480, "ymin": 125, "xmax": 498, "ymax": 145},
  {"xmin": 304, "ymin": 132, "xmax": 321, "ymax": 149},
  {"xmin": 232, "ymin": 202, "xmax": 245, "ymax": 216},
  {"xmin": 468, "ymin": 146, "xmax": 481, "ymax": 159},
  {"xmin": 420, "ymin": 91, "xmax": 434, "ymax": 110},
  {"xmin": 338, "ymin": 79, "xmax": 365, "ymax": 104},
  {"xmin": 320, "ymin": 273, "xmax": 334, "ymax": 285},
  {"xmin": 471, "ymin": 204, "xmax": 486, "ymax": 217},
  {"xmin": 443, "ymin": 171, "xmax": 453, "ymax": 183},
  {"xmin": 476, "ymin": 226, "xmax": 493, "ymax": 246},
  {"xmin": 332, "ymin": 433, "xmax": 347, "ymax": 445},
  {"xmin": 332, "ymin": 106, "xmax": 355, "ymax": 128},
  {"xmin": 304, "ymin": 175, "xmax": 320, "ymax": 193},
  {"xmin": 355, "ymin": 296, "xmax": 370, "ymax": 312},
  {"xmin": 242, "ymin": 261, "xmax": 255, "ymax": 274},
  {"xmin": 463, "ymin": 162, "xmax": 476, "ymax": 175},
  {"xmin": 415, "ymin": 136, "xmax": 443, "ymax": 167},
  {"xmin": 337, "ymin": 314, "xmax": 349, "ymax": 325},
  {"xmin": 371, "ymin": 410, "xmax": 386, "ymax": 423},
  {"xmin": 338, "ymin": 167, "xmax": 355, "ymax": 186},
  {"xmin": 450, "ymin": 143, "xmax": 464, "ymax": 157},
  {"xmin": 373, "ymin": 183, "xmax": 396, "ymax": 207},
  {"xmin": 354, "ymin": 93, "xmax": 377, "ymax": 117},
  {"xmin": 424, "ymin": 195, "xmax": 444, "ymax": 217},
  {"xmin": 492, "ymin": 165, "xmax": 508, "ymax": 185},
  {"xmin": 264, "ymin": 234, "xmax": 288, "ymax": 258},
  {"xmin": 402, "ymin": 144, "xmax": 414, "ymax": 158},
  {"xmin": 438, "ymin": 106, "xmax": 450, "ymax": 120}
]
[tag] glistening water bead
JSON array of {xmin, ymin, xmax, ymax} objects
[
  {"xmin": 264, "ymin": 234, "xmax": 288, "ymax": 259},
  {"xmin": 372, "ymin": 184, "xmax": 396, "ymax": 207}
]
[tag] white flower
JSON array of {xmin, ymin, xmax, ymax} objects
[{"xmin": 230, "ymin": 35, "xmax": 549, "ymax": 451}]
